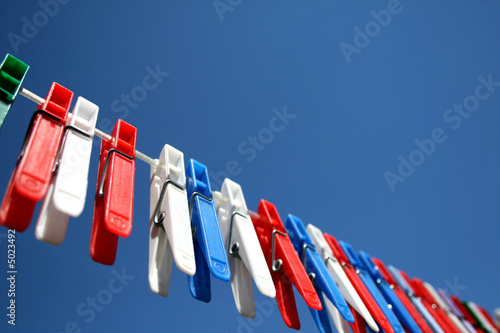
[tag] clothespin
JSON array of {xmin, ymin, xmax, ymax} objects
[
  {"xmin": 185, "ymin": 159, "xmax": 230, "ymax": 303},
  {"xmin": 451, "ymin": 295, "xmax": 486, "ymax": 332},
  {"xmin": 285, "ymin": 215, "xmax": 354, "ymax": 333},
  {"xmin": 0, "ymin": 82, "xmax": 73, "ymax": 232},
  {"xmin": 250, "ymin": 199, "xmax": 322, "ymax": 330},
  {"xmin": 0, "ymin": 54, "xmax": 29, "ymax": 128},
  {"xmin": 495, "ymin": 309, "xmax": 500, "ymax": 330},
  {"xmin": 212, "ymin": 179, "xmax": 275, "ymax": 318},
  {"xmin": 323, "ymin": 233, "xmax": 396, "ymax": 333},
  {"xmin": 463, "ymin": 302, "xmax": 498, "ymax": 333},
  {"xmin": 410, "ymin": 277, "xmax": 462, "ymax": 333},
  {"xmin": 423, "ymin": 282, "xmax": 471, "ymax": 333},
  {"xmin": 437, "ymin": 289, "xmax": 478, "ymax": 333},
  {"xmin": 89, "ymin": 120, "xmax": 136, "ymax": 265},
  {"xmin": 387, "ymin": 265, "xmax": 446, "ymax": 333},
  {"xmin": 35, "ymin": 97, "xmax": 99, "ymax": 245},
  {"xmin": 358, "ymin": 251, "xmax": 423, "ymax": 333},
  {"xmin": 476, "ymin": 306, "xmax": 500, "ymax": 332},
  {"xmin": 307, "ymin": 224, "xmax": 379, "ymax": 333},
  {"xmin": 338, "ymin": 241, "xmax": 405, "ymax": 333},
  {"xmin": 148, "ymin": 145, "xmax": 196, "ymax": 297},
  {"xmin": 370, "ymin": 257, "xmax": 434, "ymax": 333}
]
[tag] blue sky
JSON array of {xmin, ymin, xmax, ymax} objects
[{"xmin": 0, "ymin": 1, "xmax": 499, "ymax": 332}]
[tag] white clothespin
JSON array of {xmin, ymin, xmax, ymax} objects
[
  {"xmin": 35, "ymin": 97, "xmax": 98, "ymax": 245},
  {"xmin": 306, "ymin": 223, "xmax": 380, "ymax": 332},
  {"xmin": 423, "ymin": 282, "xmax": 469, "ymax": 333},
  {"xmin": 213, "ymin": 178, "xmax": 275, "ymax": 318},
  {"xmin": 149, "ymin": 144, "xmax": 195, "ymax": 297}
]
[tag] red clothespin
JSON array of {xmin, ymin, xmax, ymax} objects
[
  {"xmin": 410, "ymin": 277, "xmax": 462, "ymax": 333},
  {"xmin": 323, "ymin": 233, "xmax": 395, "ymax": 333},
  {"xmin": 250, "ymin": 199, "xmax": 322, "ymax": 330},
  {"xmin": 90, "ymin": 120, "xmax": 136, "ymax": 265},
  {"xmin": 371, "ymin": 257, "xmax": 434, "ymax": 333},
  {"xmin": 0, "ymin": 83, "xmax": 73, "ymax": 232}
]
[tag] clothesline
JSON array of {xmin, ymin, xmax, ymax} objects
[{"xmin": 19, "ymin": 87, "xmax": 157, "ymax": 167}]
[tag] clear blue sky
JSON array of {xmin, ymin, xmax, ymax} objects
[{"xmin": 0, "ymin": 1, "xmax": 499, "ymax": 332}]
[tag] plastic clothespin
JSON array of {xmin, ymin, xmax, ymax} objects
[
  {"xmin": 185, "ymin": 159, "xmax": 230, "ymax": 303},
  {"xmin": 477, "ymin": 306, "xmax": 500, "ymax": 332},
  {"xmin": 451, "ymin": 295, "xmax": 486, "ymax": 332},
  {"xmin": 371, "ymin": 258, "xmax": 434, "ymax": 333},
  {"xmin": 0, "ymin": 54, "xmax": 29, "ymax": 128},
  {"xmin": 410, "ymin": 277, "xmax": 462, "ymax": 333},
  {"xmin": 285, "ymin": 215, "xmax": 354, "ymax": 333},
  {"xmin": 35, "ymin": 97, "xmax": 99, "ymax": 245},
  {"xmin": 0, "ymin": 83, "xmax": 73, "ymax": 232},
  {"xmin": 213, "ymin": 179, "xmax": 275, "ymax": 318},
  {"xmin": 338, "ymin": 241, "xmax": 405, "ymax": 333},
  {"xmin": 495, "ymin": 309, "xmax": 500, "ymax": 330},
  {"xmin": 250, "ymin": 199, "xmax": 322, "ymax": 330},
  {"xmin": 464, "ymin": 302, "xmax": 499, "ymax": 333},
  {"xmin": 358, "ymin": 252, "xmax": 423, "ymax": 333},
  {"xmin": 437, "ymin": 289, "xmax": 478, "ymax": 333},
  {"xmin": 306, "ymin": 224, "xmax": 379, "ymax": 333},
  {"xmin": 387, "ymin": 265, "xmax": 446, "ymax": 333},
  {"xmin": 148, "ymin": 145, "xmax": 196, "ymax": 297},
  {"xmin": 323, "ymin": 233, "xmax": 396, "ymax": 333},
  {"xmin": 423, "ymin": 282, "xmax": 470, "ymax": 333},
  {"xmin": 89, "ymin": 120, "xmax": 136, "ymax": 265}
]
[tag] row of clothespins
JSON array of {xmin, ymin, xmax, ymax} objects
[{"xmin": 0, "ymin": 53, "xmax": 498, "ymax": 333}]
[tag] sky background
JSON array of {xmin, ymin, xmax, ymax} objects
[{"xmin": 0, "ymin": 1, "xmax": 499, "ymax": 332}]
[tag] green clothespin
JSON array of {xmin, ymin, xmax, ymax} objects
[{"xmin": 0, "ymin": 54, "xmax": 30, "ymax": 128}]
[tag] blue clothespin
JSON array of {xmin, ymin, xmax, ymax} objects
[
  {"xmin": 186, "ymin": 159, "xmax": 230, "ymax": 302},
  {"xmin": 387, "ymin": 265, "xmax": 446, "ymax": 333},
  {"xmin": 339, "ymin": 241, "xmax": 405, "ymax": 333},
  {"xmin": 358, "ymin": 251, "xmax": 423, "ymax": 333},
  {"xmin": 285, "ymin": 215, "xmax": 354, "ymax": 333}
]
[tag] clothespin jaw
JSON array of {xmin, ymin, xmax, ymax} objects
[
  {"xmin": 250, "ymin": 199, "xmax": 322, "ymax": 330},
  {"xmin": 339, "ymin": 242, "xmax": 404, "ymax": 333},
  {"xmin": 35, "ymin": 97, "xmax": 99, "ymax": 246},
  {"xmin": 0, "ymin": 82, "xmax": 73, "ymax": 232},
  {"xmin": 285, "ymin": 214, "xmax": 353, "ymax": 328},
  {"xmin": 371, "ymin": 258, "xmax": 434, "ymax": 333},
  {"xmin": 213, "ymin": 178, "xmax": 275, "ymax": 318},
  {"xmin": 306, "ymin": 224, "xmax": 379, "ymax": 333},
  {"xmin": 90, "ymin": 119, "xmax": 136, "ymax": 265},
  {"xmin": 324, "ymin": 233, "xmax": 396, "ymax": 333},
  {"xmin": 0, "ymin": 54, "xmax": 29, "ymax": 128},
  {"xmin": 149, "ymin": 145, "xmax": 195, "ymax": 297},
  {"xmin": 358, "ymin": 252, "xmax": 423, "ymax": 333},
  {"xmin": 186, "ymin": 159, "xmax": 229, "ymax": 303}
]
